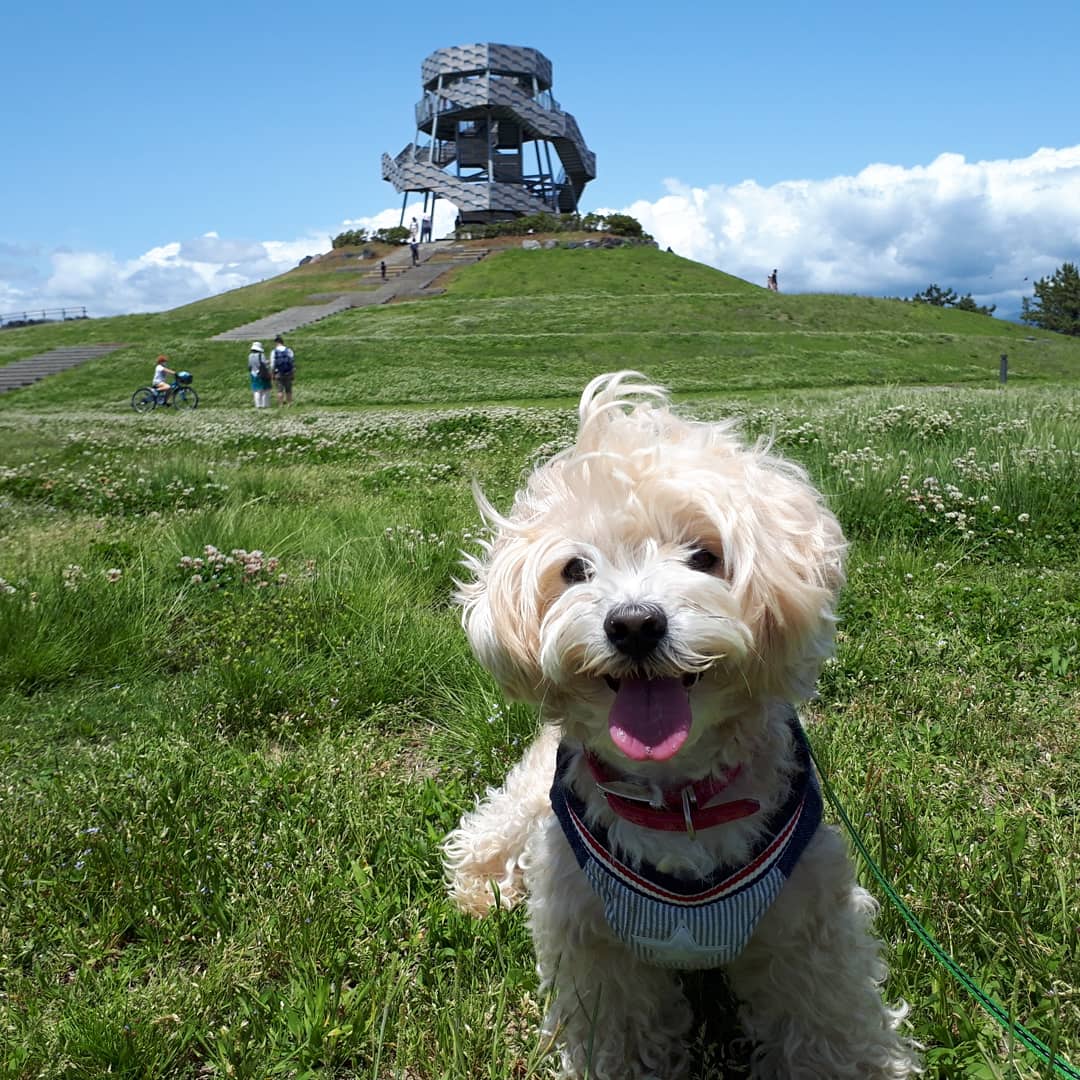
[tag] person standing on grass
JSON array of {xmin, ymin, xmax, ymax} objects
[
  {"xmin": 248, "ymin": 341, "xmax": 271, "ymax": 409},
  {"xmin": 271, "ymin": 334, "xmax": 295, "ymax": 406}
]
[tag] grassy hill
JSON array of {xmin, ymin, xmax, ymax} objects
[
  {"xmin": 1, "ymin": 242, "xmax": 1078, "ymax": 411},
  {"xmin": 1, "ymin": 243, "xmax": 1078, "ymax": 1079}
]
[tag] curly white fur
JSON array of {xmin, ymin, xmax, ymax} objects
[{"xmin": 444, "ymin": 372, "xmax": 921, "ymax": 1078}]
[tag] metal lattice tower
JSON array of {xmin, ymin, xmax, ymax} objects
[{"xmin": 381, "ymin": 43, "xmax": 596, "ymax": 229}]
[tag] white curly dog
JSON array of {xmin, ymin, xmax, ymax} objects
[{"xmin": 444, "ymin": 372, "xmax": 921, "ymax": 1079}]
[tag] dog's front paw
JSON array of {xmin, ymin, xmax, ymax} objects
[
  {"xmin": 442, "ymin": 729, "xmax": 559, "ymax": 916},
  {"xmin": 442, "ymin": 825, "xmax": 527, "ymax": 916}
]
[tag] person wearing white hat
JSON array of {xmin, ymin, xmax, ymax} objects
[{"xmin": 248, "ymin": 342, "xmax": 271, "ymax": 408}]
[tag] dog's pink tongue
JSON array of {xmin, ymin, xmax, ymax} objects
[{"xmin": 609, "ymin": 677, "xmax": 692, "ymax": 761}]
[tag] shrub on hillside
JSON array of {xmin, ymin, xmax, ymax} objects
[
  {"xmin": 453, "ymin": 211, "xmax": 652, "ymax": 242},
  {"xmin": 331, "ymin": 229, "xmax": 367, "ymax": 248},
  {"xmin": 332, "ymin": 225, "xmax": 410, "ymax": 248},
  {"xmin": 599, "ymin": 213, "xmax": 648, "ymax": 238},
  {"xmin": 455, "ymin": 213, "xmax": 564, "ymax": 239},
  {"xmin": 372, "ymin": 226, "xmax": 410, "ymax": 245}
]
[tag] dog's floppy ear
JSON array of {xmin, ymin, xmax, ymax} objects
[
  {"xmin": 456, "ymin": 492, "xmax": 545, "ymax": 701},
  {"xmin": 730, "ymin": 451, "xmax": 847, "ymax": 694}
]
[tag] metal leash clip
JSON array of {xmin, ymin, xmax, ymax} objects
[
  {"xmin": 681, "ymin": 786, "xmax": 698, "ymax": 840},
  {"xmin": 595, "ymin": 778, "xmax": 665, "ymax": 808}
]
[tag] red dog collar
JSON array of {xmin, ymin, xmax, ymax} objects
[{"xmin": 583, "ymin": 750, "xmax": 761, "ymax": 839}]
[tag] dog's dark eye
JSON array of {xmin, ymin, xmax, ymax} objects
[
  {"xmin": 687, "ymin": 548, "xmax": 721, "ymax": 573},
  {"xmin": 562, "ymin": 557, "xmax": 593, "ymax": 584}
]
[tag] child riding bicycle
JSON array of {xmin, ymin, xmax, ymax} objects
[{"xmin": 152, "ymin": 355, "xmax": 177, "ymax": 403}]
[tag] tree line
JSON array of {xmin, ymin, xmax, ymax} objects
[
  {"xmin": 904, "ymin": 284, "xmax": 996, "ymax": 316},
  {"xmin": 1021, "ymin": 262, "xmax": 1080, "ymax": 336},
  {"xmin": 897, "ymin": 264, "xmax": 1079, "ymax": 336}
]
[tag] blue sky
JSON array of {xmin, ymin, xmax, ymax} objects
[{"xmin": 3, "ymin": 0, "xmax": 1079, "ymax": 320}]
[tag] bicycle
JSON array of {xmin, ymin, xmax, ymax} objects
[{"xmin": 131, "ymin": 371, "xmax": 199, "ymax": 413}]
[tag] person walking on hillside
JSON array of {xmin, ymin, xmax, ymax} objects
[
  {"xmin": 767, "ymin": 268, "xmax": 779, "ymax": 292},
  {"xmin": 270, "ymin": 334, "xmax": 295, "ymax": 406},
  {"xmin": 248, "ymin": 341, "xmax": 272, "ymax": 409}
]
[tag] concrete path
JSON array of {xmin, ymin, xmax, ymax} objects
[
  {"xmin": 0, "ymin": 343, "xmax": 128, "ymax": 394},
  {"xmin": 210, "ymin": 297, "xmax": 360, "ymax": 342},
  {"xmin": 210, "ymin": 241, "xmax": 490, "ymax": 342}
]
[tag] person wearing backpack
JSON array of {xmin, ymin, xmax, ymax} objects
[
  {"xmin": 270, "ymin": 335, "xmax": 295, "ymax": 406},
  {"xmin": 248, "ymin": 341, "xmax": 272, "ymax": 408}
]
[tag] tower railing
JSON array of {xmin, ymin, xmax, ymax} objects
[{"xmin": 382, "ymin": 42, "xmax": 595, "ymax": 224}]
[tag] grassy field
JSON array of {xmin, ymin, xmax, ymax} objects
[
  {"xmin": 3, "ymin": 244, "xmax": 1080, "ymax": 413},
  {"xmin": 1, "ymin": 245, "xmax": 1078, "ymax": 1078}
]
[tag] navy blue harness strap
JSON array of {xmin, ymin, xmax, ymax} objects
[{"xmin": 550, "ymin": 711, "xmax": 822, "ymax": 968}]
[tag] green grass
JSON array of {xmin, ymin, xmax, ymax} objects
[
  {"xmin": 3, "ymin": 245, "xmax": 1079, "ymax": 414},
  {"xmin": 0, "ymin": 245, "xmax": 1078, "ymax": 1078}
]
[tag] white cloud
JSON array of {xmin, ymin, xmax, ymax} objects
[
  {"xmin": 342, "ymin": 198, "xmax": 457, "ymax": 238},
  {"xmin": 0, "ymin": 198, "xmax": 459, "ymax": 319},
  {"xmin": 5, "ymin": 152, "xmax": 1079, "ymax": 322},
  {"xmin": 24, "ymin": 231, "xmax": 330, "ymax": 318},
  {"xmin": 612, "ymin": 145, "xmax": 1080, "ymax": 318},
  {"xmin": 0, "ymin": 230, "xmax": 330, "ymax": 319}
]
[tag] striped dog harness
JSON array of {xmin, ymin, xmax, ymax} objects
[{"xmin": 550, "ymin": 714, "xmax": 822, "ymax": 970}]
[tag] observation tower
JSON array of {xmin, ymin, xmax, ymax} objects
[{"xmin": 381, "ymin": 43, "xmax": 596, "ymax": 229}]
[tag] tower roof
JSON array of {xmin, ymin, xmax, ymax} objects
[{"xmin": 421, "ymin": 43, "xmax": 553, "ymax": 92}]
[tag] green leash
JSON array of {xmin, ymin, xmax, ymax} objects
[{"xmin": 807, "ymin": 739, "xmax": 1079, "ymax": 1080}]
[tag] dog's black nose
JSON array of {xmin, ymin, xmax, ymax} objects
[{"xmin": 604, "ymin": 603, "xmax": 668, "ymax": 659}]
